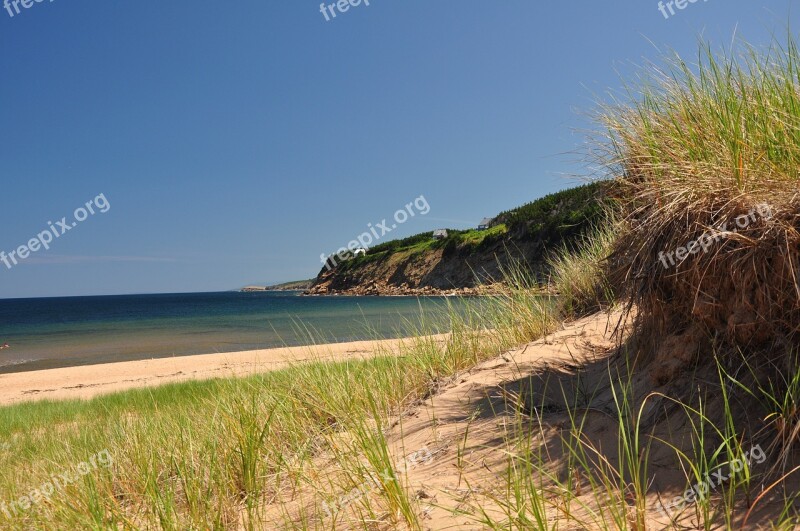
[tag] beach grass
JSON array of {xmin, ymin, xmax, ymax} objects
[
  {"xmin": 454, "ymin": 32, "xmax": 800, "ymax": 529},
  {"xmin": 600, "ymin": 32, "xmax": 800, "ymax": 351},
  {"xmin": 0, "ymin": 276, "xmax": 555, "ymax": 529},
  {"xmin": 2, "ymin": 240, "xmax": 798, "ymax": 529},
  {"xmin": 454, "ymin": 345, "xmax": 800, "ymax": 530},
  {"xmin": 5, "ymin": 31, "xmax": 800, "ymax": 530},
  {"xmin": 546, "ymin": 220, "xmax": 618, "ymax": 318}
]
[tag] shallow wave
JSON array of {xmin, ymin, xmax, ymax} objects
[{"xmin": 0, "ymin": 358, "xmax": 37, "ymax": 368}]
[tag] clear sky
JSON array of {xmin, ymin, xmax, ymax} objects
[{"xmin": 0, "ymin": 0, "xmax": 795, "ymax": 298}]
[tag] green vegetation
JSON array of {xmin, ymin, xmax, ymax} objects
[
  {"xmin": 365, "ymin": 224, "xmax": 508, "ymax": 256},
  {"xmin": 0, "ymin": 278, "xmax": 555, "ymax": 529},
  {"xmin": 497, "ymin": 181, "xmax": 610, "ymax": 243},
  {"xmin": 4, "ymin": 245, "xmax": 796, "ymax": 528},
  {"xmin": 463, "ymin": 347, "xmax": 798, "ymax": 530},
  {"xmin": 365, "ymin": 232, "xmax": 435, "ymax": 255},
  {"xmin": 336, "ymin": 224, "xmax": 510, "ymax": 271},
  {"xmin": 602, "ymin": 33, "xmax": 800, "ymax": 350},
  {"xmin": 602, "ymin": 38, "xmax": 800, "ymax": 195},
  {"xmin": 328, "ymin": 183, "xmax": 609, "ymax": 277},
  {"xmin": 8, "ymin": 33, "xmax": 800, "ymax": 530},
  {"xmin": 546, "ymin": 220, "xmax": 617, "ymax": 317}
]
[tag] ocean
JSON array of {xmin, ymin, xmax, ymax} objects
[{"xmin": 0, "ymin": 291, "xmax": 459, "ymax": 374}]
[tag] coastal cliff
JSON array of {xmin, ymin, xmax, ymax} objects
[{"xmin": 307, "ymin": 182, "xmax": 610, "ymax": 296}]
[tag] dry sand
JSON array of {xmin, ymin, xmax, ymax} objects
[
  {"xmin": 0, "ymin": 336, "xmax": 445, "ymax": 405},
  {"xmin": 276, "ymin": 311, "xmax": 788, "ymax": 529},
  {"xmin": 271, "ymin": 311, "xmax": 627, "ymax": 528},
  {"xmin": 4, "ymin": 312, "xmax": 789, "ymax": 527}
]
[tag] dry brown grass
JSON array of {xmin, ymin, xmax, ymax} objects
[{"xmin": 600, "ymin": 36, "xmax": 800, "ymax": 369}]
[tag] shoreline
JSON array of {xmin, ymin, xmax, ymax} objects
[
  {"xmin": 304, "ymin": 284, "xmax": 508, "ymax": 297},
  {"xmin": 0, "ymin": 335, "xmax": 446, "ymax": 406}
]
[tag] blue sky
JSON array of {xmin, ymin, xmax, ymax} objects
[{"xmin": 0, "ymin": 0, "xmax": 794, "ymax": 298}]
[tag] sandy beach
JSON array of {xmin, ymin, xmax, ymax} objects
[{"xmin": 0, "ymin": 336, "xmax": 444, "ymax": 405}]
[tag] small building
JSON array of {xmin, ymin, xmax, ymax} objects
[
  {"xmin": 432, "ymin": 229, "xmax": 448, "ymax": 240},
  {"xmin": 478, "ymin": 218, "xmax": 492, "ymax": 230}
]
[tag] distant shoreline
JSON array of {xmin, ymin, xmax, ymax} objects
[
  {"xmin": 241, "ymin": 279, "xmax": 315, "ymax": 292},
  {"xmin": 303, "ymin": 283, "xmax": 553, "ymax": 297}
]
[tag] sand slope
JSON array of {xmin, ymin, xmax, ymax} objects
[{"xmin": 298, "ymin": 311, "xmax": 786, "ymax": 529}]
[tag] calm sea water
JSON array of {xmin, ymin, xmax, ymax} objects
[{"xmin": 0, "ymin": 291, "xmax": 458, "ymax": 374}]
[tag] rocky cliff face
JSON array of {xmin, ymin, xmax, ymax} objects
[
  {"xmin": 306, "ymin": 182, "xmax": 609, "ymax": 296},
  {"xmin": 306, "ymin": 235, "xmax": 547, "ymax": 296}
]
